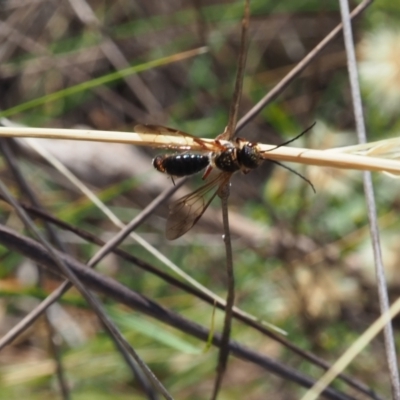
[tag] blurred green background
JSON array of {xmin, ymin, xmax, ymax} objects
[{"xmin": 0, "ymin": 0, "xmax": 400, "ymax": 399}]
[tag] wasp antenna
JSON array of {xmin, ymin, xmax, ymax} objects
[
  {"xmin": 271, "ymin": 160, "xmax": 316, "ymax": 194},
  {"xmin": 267, "ymin": 122, "xmax": 316, "ymax": 152}
]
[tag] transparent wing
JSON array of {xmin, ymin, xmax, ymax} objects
[
  {"xmin": 134, "ymin": 124, "xmax": 196, "ymax": 137},
  {"xmin": 166, "ymin": 173, "xmax": 231, "ymax": 240},
  {"xmin": 134, "ymin": 124, "xmax": 219, "ymax": 151}
]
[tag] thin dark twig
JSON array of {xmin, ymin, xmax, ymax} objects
[
  {"xmin": 338, "ymin": 0, "xmax": 400, "ymax": 398},
  {"xmin": 211, "ymin": 185, "xmax": 235, "ymax": 400},
  {"xmin": 236, "ymin": 0, "xmax": 373, "ymax": 133},
  {"xmin": 0, "ymin": 196, "xmax": 382, "ymax": 399},
  {"xmin": 0, "ymin": 135, "xmax": 155, "ymax": 398},
  {"xmin": 110, "ymin": 332, "xmax": 160, "ymax": 400},
  {"xmin": 0, "ymin": 138, "xmax": 70, "ymax": 400},
  {"xmin": 0, "ymin": 224, "xmax": 360, "ymax": 400},
  {"xmin": 0, "ymin": 180, "xmax": 173, "ymax": 400},
  {"xmin": 211, "ymin": 1, "xmax": 250, "ymax": 397},
  {"xmin": 0, "ymin": 138, "xmax": 66, "ymax": 251},
  {"xmin": 220, "ymin": 0, "xmax": 250, "ymax": 141},
  {"xmin": 43, "ymin": 316, "xmax": 70, "ymax": 400},
  {"xmin": 88, "ymin": 177, "xmax": 187, "ymax": 266},
  {"xmin": 68, "ymin": 0, "xmax": 164, "ymax": 117},
  {"xmin": 0, "ymin": 177, "xmax": 184, "ymax": 352},
  {"xmin": 0, "ymin": 173, "xmax": 185, "ymax": 396},
  {"xmin": 0, "ymin": 178, "xmax": 184, "ymax": 400}
]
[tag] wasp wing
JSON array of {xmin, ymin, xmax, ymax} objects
[
  {"xmin": 134, "ymin": 124, "xmax": 196, "ymax": 137},
  {"xmin": 166, "ymin": 173, "xmax": 231, "ymax": 240},
  {"xmin": 134, "ymin": 124, "xmax": 219, "ymax": 151}
]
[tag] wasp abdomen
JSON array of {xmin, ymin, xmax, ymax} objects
[{"xmin": 153, "ymin": 153, "xmax": 209, "ymax": 177}]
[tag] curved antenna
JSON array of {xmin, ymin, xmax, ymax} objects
[
  {"xmin": 268, "ymin": 122, "xmax": 316, "ymax": 151},
  {"xmin": 260, "ymin": 122, "xmax": 316, "ymax": 192},
  {"xmin": 270, "ymin": 160, "xmax": 316, "ymax": 194}
]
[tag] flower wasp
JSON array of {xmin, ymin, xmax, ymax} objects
[
  {"xmin": 134, "ymin": 0, "xmax": 314, "ymax": 240},
  {"xmin": 134, "ymin": 123, "xmax": 315, "ymax": 240}
]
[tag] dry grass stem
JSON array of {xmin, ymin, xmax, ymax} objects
[
  {"xmin": 302, "ymin": 296, "xmax": 400, "ymax": 400},
  {"xmin": 2, "ymin": 126, "xmax": 400, "ymax": 174}
]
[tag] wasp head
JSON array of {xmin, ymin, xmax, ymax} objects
[{"xmin": 236, "ymin": 139, "xmax": 263, "ymax": 171}]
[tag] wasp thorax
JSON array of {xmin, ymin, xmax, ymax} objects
[
  {"xmin": 211, "ymin": 141, "xmax": 262, "ymax": 173},
  {"xmin": 212, "ymin": 148, "xmax": 241, "ymax": 173}
]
